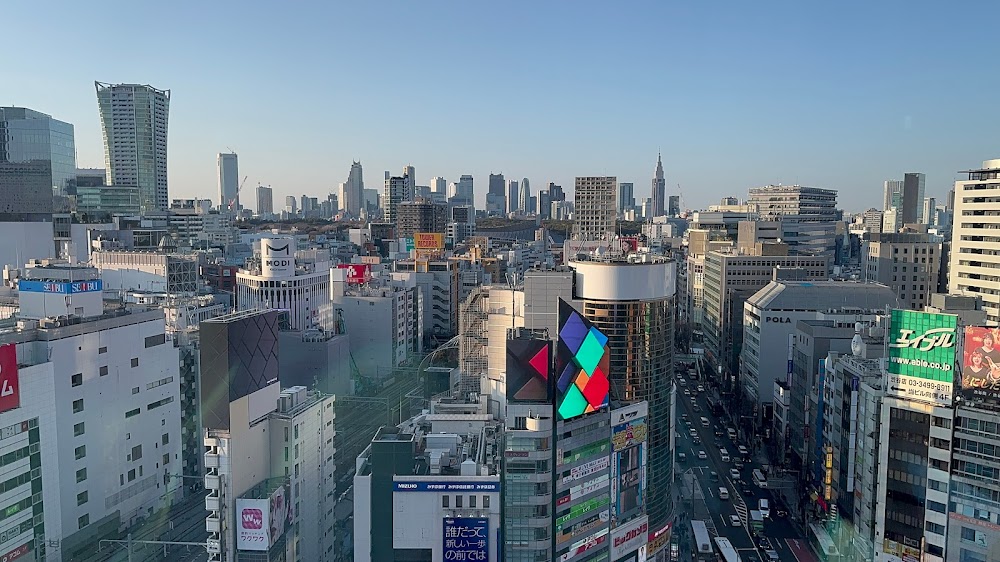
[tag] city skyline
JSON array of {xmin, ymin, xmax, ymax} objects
[{"xmin": 3, "ymin": 2, "xmax": 997, "ymax": 211}]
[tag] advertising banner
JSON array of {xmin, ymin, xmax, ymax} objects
[
  {"xmin": 260, "ymin": 238, "xmax": 294, "ymax": 278},
  {"xmin": 17, "ymin": 279, "xmax": 102, "ymax": 294},
  {"xmin": 443, "ymin": 517, "xmax": 488, "ymax": 561},
  {"xmin": 236, "ymin": 498, "xmax": 270, "ymax": 551},
  {"xmin": 886, "ymin": 310, "xmax": 957, "ymax": 407},
  {"xmin": 0, "ymin": 541, "xmax": 31, "ymax": 562},
  {"xmin": 610, "ymin": 515, "xmax": 649, "ymax": 560},
  {"xmin": 393, "ymin": 481, "xmax": 500, "ymax": 492},
  {"xmin": 611, "ymin": 412, "xmax": 647, "ymax": 525},
  {"xmin": 565, "ymin": 456, "xmax": 610, "ymax": 484},
  {"xmin": 268, "ymin": 484, "xmax": 292, "ymax": 546},
  {"xmin": 556, "ymin": 299, "xmax": 610, "ymax": 420},
  {"xmin": 960, "ymin": 327, "xmax": 1000, "ymax": 405},
  {"xmin": 337, "ymin": 263, "xmax": 372, "ymax": 284},
  {"xmin": 414, "ymin": 232, "xmax": 445, "ymax": 250},
  {"xmin": 0, "ymin": 344, "xmax": 19, "ymax": 414},
  {"xmin": 557, "ymin": 475, "xmax": 610, "ymax": 506},
  {"xmin": 560, "ymin": 528, "xmax": 609, "ymax": 561}
]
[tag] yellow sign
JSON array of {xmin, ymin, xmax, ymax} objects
[{"xmin": 414, "ymin": 232, "xmax": 444, "ymax": 250}]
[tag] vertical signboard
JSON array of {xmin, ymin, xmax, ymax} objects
[
  {"xmin": 610, "ymin": 515, "xmax": 649, "ymax": 561},
  {"xmin": 886, "ymin": 310, "xmax": 957, "ymax": 407},
  {"xmin": 443, "ymin": 517, "xmax": 489, "ymax": 560},
  {"xmin": 0, "ymin": 344, "xmax": 19, "ymax": 414},
  {"xmin": 960, "ymin": 326, "xmax": 1000, "ymax": 406},
  {"xmin": 260, "ymin": 238, "xmax": 294, "ymax": 278},
  {"xmin": 505, "ymin": 338, "xmax": 553, "ymax": 403},
  {"xmin": 610, "ymin": 403, "xmax": 647, "ymax": 526},
  {"xmin": 236, "ymin": 499, "xmax": 270, "ymax": 551},
  {"xmin": 268, "ymin": 484, "xmax": 292, "ymax": 546}
]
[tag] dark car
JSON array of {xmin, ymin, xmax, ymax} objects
[
  {"xmin": 775, "ymin": 508, "xmax": 788, "ymax": 518},
  {"xmin": 757, "ymin": 536, "xmax": 772, "ymax": 550},
  {"xmin": 743, "ymin": 485, "xmax": 755, "ymax": 496},
  {"xmin": 709, "ymin": 471, "xmax": 719, "ymax": 482}
]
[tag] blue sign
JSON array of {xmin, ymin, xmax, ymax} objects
[
  {"xmin": 443, "ymin": 517, "xmax": 488, "ymax": 561},
  {"xmin": 18, "ymin": 279, "xmax": 103, "ymax": 294},
  {"xmin": 394, "ymin": 481, "xmax": 499, "ymax": 493}
]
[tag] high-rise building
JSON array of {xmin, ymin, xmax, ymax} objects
[
  {"xmin": 949, "ymin": 158, "xmax": 1000, "ymax": 323},
  {"xmin": 572, "ymin": 176, "xmax": 616, "ymax": 242},
  {"xmin": 922, "ymin": 197, "xmax": 937, "ymax": 226},
  {"xmin": 668, "ymin": 194, "xmax": 680, "ymax": 217},
  {"xmin": 256, "ymin": 184, "xmax": 273, "ymax": 216},
  {"xmin": 904, "ymin": 172, "xmax": 927, "ymax": 224},
  {"xmin": 883, "ymin": 179, "xmax": 904, "ymax": 212},
  {"xmin": 618, "ymin": 181, "xmax": 635, "ymax": 214},
  {"xmin": 748, "ymin": 184, "xmax": 839, "ymax": 257},
  {"xmin": 488, "ymin": 172, "xmax": 505, "ymax": 196},
  {"xmin": 548, "ymin": 182, "xmax": 565, "ymax": 202},
  {"xmin": 383, "ymin": 172, "xmax": 407, "ymax": 225},
  {"xmin": 538, "ymin": 189, "xmax": 550, "ymax": 219},
  {"xmin": 217, "ymin": 152, "xmax": 238, "ymax": 212},
  {"xmin": 284, "ymin": 195, "xmax": 297, "ymax": 214},
  {"xmin": 430, "ymin": 176, "xmax": 446, "ymax": 196},
  {"xmin": 3, "ymin": 262, "xmax": 182, "ymax": 559},
  {"xmin": 95, "ymin": 82, "xmax": 170, "ymax": 213},
  {"xmin": 236, "ymin": 237, "xmax": 333, "ymax": 332},
  {"xmin": 0, "ymin": 106, "xmax": 75, "ymax": 220},
  {"xmin": 339, "ymin": 161, "xmax": 365, "ymax": 216},
  {"xmin": 863, "ymin": 232, "xmax": 942, "ymax": 311},
  {"xmin": 517, "ymin": 178, "xmax": 530, "ymax": 214},
  {"xmin": 507, "ymin": 179, "xmax": 519, "ymax": 214},
  {"xmin": 570, "ymin": 259, "xmax": 676, "ymax": 538},
  {"xmin": 396, "ymin": 200, "xmax": 447, "ymax": 238},
  {"xmin": 651, "ymin": 153, "xmax": 666, "ymax": 217}
]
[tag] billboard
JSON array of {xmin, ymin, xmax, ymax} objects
[
  {"xmin": 611, "ymin": 411, "xmax": 647, "ymax": 525},
  {"xmin": 443, "ymin": 517, "xmax": 488, "ymax": 561},
  {"xmin": 610, "ymin": 515, "xmax": 649, "ymax": 560},
  {"xmin": 17, "ymin": 279, "xmax": 102, "ymax": 294},
  {"xmin": 555, "ymin": 299, "xmax": 610, "ymax": 420},
  {"xmin": 394, "ymin": 481, "xmax": 500, "ymax": 493},
  {"xmin": 236, "ymin": 498, "xmax": 270, "ymax": 551},
  {"xmin": 886, "ymin": 309, "xmax": 957, "ymax": 407},
  {"xmin": 268, "ymin": 484, "xmax": 292, "ymax": 547},
  {"xmin": 414, "ymin": 232, "xmax": 445, "ymax": 250},
  {"xmin": 337, "ymin": 263, "xmax": 372, "ymax": 284},
  {"xmin": 960, "ymin": 326, "xmax": 1000, "ymax": 404},
  {"xmin": 0, "ymin": 344, "xmax": 19, "ymax": 414},
  {"xmin": 506, "ymin": 338, "xmax": 553, "ymax": 403},
  {"xmin": 260, "ymin": 237, "xmax": 294, "ymax": 278}
]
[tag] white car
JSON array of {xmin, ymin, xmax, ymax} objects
[
  {"xmin": 697, "ymin": 385, "xmax": 705, "ymax": 392},
  {"xmin": 698, "ymin": 450, "xmax": 707, "ymax": 460},
  {"xmin": 729, "ymin": 514, "xmax": 741, "ymax": 527},
  {"xmin": 729, "ymin": 468, "xmax": 740, "ymax": 481}
]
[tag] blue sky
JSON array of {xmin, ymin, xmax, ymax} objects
[{"xmin": 3, "ymin": 1, "xmax": 998, "ymax": 211}]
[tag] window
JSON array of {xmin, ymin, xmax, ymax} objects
[
  {"xmin": 144, "ymin": 334, "xmax": 166, "ymax": 348},
  {"xmin": 163, "ymin": 453, "xmax": 170, "ymax": 466},
  {"xmin": 132, "ymin": 387, "xmax": 139, "ymax": 395},
  {"xmin": 961, "ymin": 527, "xmax": 977, "ymax": 542},
  {"xmin": 73, "ymin": 422, "xmax": 85, "ymax": 436},
  {"xmin": 131, "ymin": 358, "xmax": 139, "ymax": 368},
  {"xmin": 442, "ymin": 495, "xmax": 449, "ymax": 508},
  {"xmin": 78, "ymin": 514, "xmax": 89, "ymax": 529},
  {"xmin": 131, "ymin": 445, "xmax": 142, "ymax": 461},
  {"xmin": 72, "ymin": 399, "xmax": 84, "ymax": 413},
  {"xmin": 925, "ymin": 521, "xmax": 945, "ymax": 535},
  {"xmin": 162, "ymin": 433, "xmax": 169, "ymax": 445},
  {"xmin": 100, "ymin": 366, "xmax": 108, "ymax": 376},
  {"xmin": 71, "ymin": 373, "xmax": 82, "ymax": 387},
  {"xmin": 928, "ymin": 500, "xmax": 947, "ymax": 513},
  {"xmin": 76, "ymin": 468, "xmax": 87, "ymax": 483},
  {"xmin": 469, "ymin": 495, "xmax": 476, "ymax": 508},
  {"xmin": 125, "ymin": 408, "xmax": 140, "ymax": 418},
  {"xmin": 147, "ymin": 397, "xmax": 173, "ymax": 410},
  {"xmin": 99, "ymin": 346, "xmax": 107, "ymax": 354},
  {"xmin": 483, "ymin": 495, "xmax": 490, "ymax": 508},
  {"xmin": 75, "ymin": 445, "xmax": 86, "ymax": 460},
  {"xmin": 77, "ymin": 491, "xmax": 88, "ymax": 505},
  {"xmin": 933, "ymin": 416, "xmax": 952, "ymax": 429},
  {"xmin": 127, "ymin": 469, "xmax": 136, "ymax": 482},
  {"xmin": 455, "ymin": 495, "xmax": 463, "ymax": 508}
]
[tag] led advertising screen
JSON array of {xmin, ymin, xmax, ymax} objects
[
  {"xmin": 443, "ymin": 517, "xmax": 488, "ymax": 561},
  {"xmin": 611, "ymin": 403, "xmax": 647, "ymax": 526},
  {"xmin": 505, "ymin": 338, "xmax": 553, "ymax": 403},
  {"xmin": 886, "ymin": 309, "xmax": 957, "ymax": 407},
  {"xmin": 960, "ymin": 326, "xmax": 1000, "ymax": 405},
  {"xmin": 555, "ymin": 299, "xmax": 610, "ymax": 420}
]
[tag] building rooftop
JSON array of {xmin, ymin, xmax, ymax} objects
[{"xmin": 748, "ymin": 280, "xmax": 899, "ymax": 311}]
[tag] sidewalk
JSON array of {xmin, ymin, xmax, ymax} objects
[{"xmin": 785, "ymin": 538, "xmax": 819, "ymax": 562}]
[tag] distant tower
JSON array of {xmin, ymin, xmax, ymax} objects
[
  {"xmin": 403, "ymin": 165, "xmax": 415, "ymax": 201},
  {"xmin": 507, "ymin": 180, "xmax": 519, "ymax": 214},
  {"xmin": 519, "ymin": 178, "xmax": 531, "ymax": 214},
  {"xmin": 96, "ymin": 81, "xmax": 170, "ymax": 213},
  {"xmin": 255, "ymin": 185, "xmax": 273, "ymax": 216},
  {"xmin": 651, "ymin": 153, "xmax": 666, "ymax": 217},
  {"xmin": 341, "ymin": 161, "xmax": 364, "ymax": 216},
  {"xmin": 217, "ymin": 152, "xmax": 239, "ymax": 212}
]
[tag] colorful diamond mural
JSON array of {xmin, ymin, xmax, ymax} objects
[
  {"xmin": 556, "ymin": 299, "xmax": 610, "ymax": 420},
  {"xmin": 505, "ymin": 338, "xmax": 553, "ymax": 403}
]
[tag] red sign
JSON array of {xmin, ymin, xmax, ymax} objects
[
  {"xmin": 0, "ymin": 542, "xmax": 30, "ymax": 562},
  {"xmin": 242, "ymin": 508, "xmax": 263, "ymax": 529},
  {"xmin": 338, "ymin": 264, "xmax": 372, "ymax": 284},
  {"xmin": 0, "ymin": 345, "xmax": 19, "ymax": 414}
]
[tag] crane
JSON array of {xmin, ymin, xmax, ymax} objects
[{"xmin": 227, "ymin": 175, "xmax": 248, "ymax": 212}]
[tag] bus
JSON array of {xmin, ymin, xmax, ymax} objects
[
  {"xmin": 714, "ymin": 536, "xmax": 742, "ymax": 562},
  {"xmin": 749, "ymin": 510, "xmax": 764, "ymax": 536},
  {"xmin": 752, "ymin": 469, "xmax": 768, "ymax": 488},
  {"xmin": 691, "ymin": 520, "xmax": 712, "ymax": 556}
]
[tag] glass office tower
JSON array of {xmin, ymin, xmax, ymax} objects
[{"xmin": 0, "ymin": 107, "xmax": 75, "ymax": 220}]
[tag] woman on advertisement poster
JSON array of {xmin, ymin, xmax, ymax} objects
[{"xmin": 962, "ymin": 327, "xmax": 1000, "ymax": 398}]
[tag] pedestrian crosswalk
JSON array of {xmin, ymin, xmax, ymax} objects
[{"xmin": 733, "ymin": 488, "xmax": 749, "ymax": 526}]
